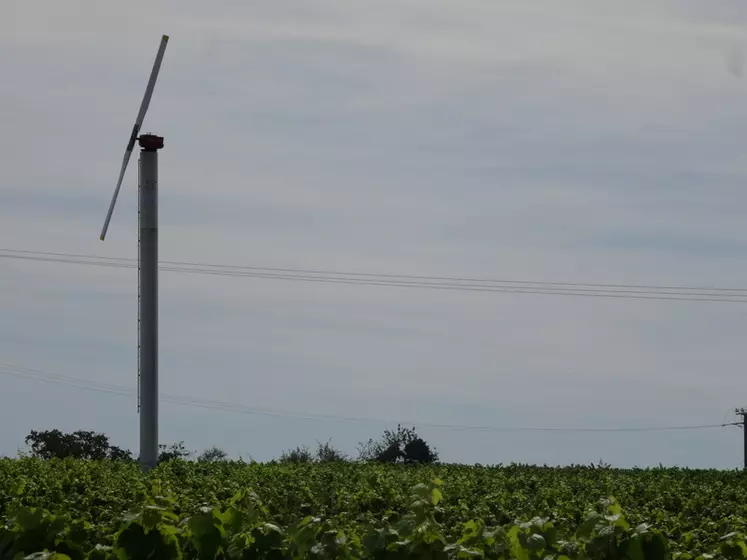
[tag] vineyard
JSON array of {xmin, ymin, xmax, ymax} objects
[{"xmin": 2, "ymin": 458, "xmax": 747, "ymax": 559}]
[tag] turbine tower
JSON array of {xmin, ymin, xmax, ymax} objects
[{"xmin": 99, "ymin": 35, "xmax": 169, "ymax": 471}]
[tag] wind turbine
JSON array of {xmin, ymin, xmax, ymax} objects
[{"xmin": 99, "ymin": 34, "xmax": 169, "ymax": 471}]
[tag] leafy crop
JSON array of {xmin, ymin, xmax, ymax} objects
[{"xmin": 2, "ymin": 458, "xmax": 747, "ymax": 558}]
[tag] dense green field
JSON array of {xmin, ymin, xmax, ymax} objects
[{"xmin": 2, "ymin": 459, "xmax": 747, "ymax": 559}]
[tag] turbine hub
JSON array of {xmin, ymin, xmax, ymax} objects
[{"xmin": 138, "ymin": 134, "xmax": 164, "ymax": 151}]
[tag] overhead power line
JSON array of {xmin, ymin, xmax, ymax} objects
[
  {"xmin": 0, "ymin": 363, "xmax": 740, "ymax": 434},
  {"xmin": 2, "ymin": 248, "xmax": 747, "ymax": 304}
]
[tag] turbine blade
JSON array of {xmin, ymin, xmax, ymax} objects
[
  {"xmin": 99, "ymin": 133, "xmax": 136, "ymax": 240},
  {"xmin": 133, "ymin": 35, "xmax": 169, "ymax": 133},
  {"xmin": 99, "ymin": 35, "xmax": 169, "ymax": 241}
]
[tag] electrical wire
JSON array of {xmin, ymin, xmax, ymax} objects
[
  {"xmin": 4, "ymin": 248, "xmax": 747, "ymax": 292},
  {"xmin": 2, "ymin": 248, "xmax": 747, "ymax": 304},
  {"xmin": 0, "ymin": 363, "xmax": 740, "ymax": 434}
]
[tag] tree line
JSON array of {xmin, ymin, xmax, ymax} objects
[{"xmin": 21, "ymin": 424, "xmax": 438, "ymax": 465}]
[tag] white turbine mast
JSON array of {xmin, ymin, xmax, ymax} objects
[{"xmin": 99, "ymin": 34, "xmax": 169, "ymax": 471}]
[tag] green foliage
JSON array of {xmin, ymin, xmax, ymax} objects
[
  {"xmin": 198, "ymin": 447, "xmax": 228, "ymax": 463},
  {"xmin": 158, "ymin": 441, "xmax": 191, "ymax": 463},
  {"xmin": 358, "ymin": 424, "xmax": 439, "ymax": 464},
  {"xmin": 2, "ymin": 458, "xmax": 747, "ymax": 558},
  {"xmin": 23, "ymin": 430, "xmax": 202, "ymax": 466},
  {"xmin": 315, "ymin": 439, "xmax": 348, "ymax": 463},
  {"xmin": 279, "ymin": 445, "xmax": 315, "ymax": 464},
  {"xmin": 279, "ymin": 440, "xmax": 348, "ymax": 464},
  {"xmin": 25, "ymin": 430, "xmax": 132, "ymax": 461}
]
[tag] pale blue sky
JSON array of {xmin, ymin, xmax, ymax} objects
[{"xmin": 2, "ymin": 0, "xmax": 747, "ymax": 467}]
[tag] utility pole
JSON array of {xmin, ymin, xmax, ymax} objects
[
  {"xmin": 138, "ymin": 133, "xmax": 163, "ymax": 471},
  {"xmin": 736, "ymin": 408, "xmax": 747, "ymax": 469}
]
